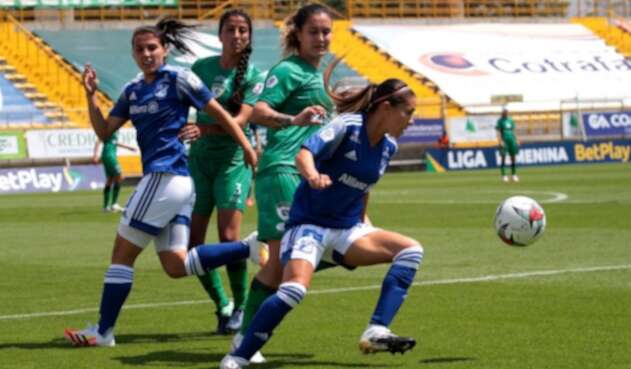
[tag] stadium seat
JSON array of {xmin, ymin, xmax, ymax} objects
[{"xmin": 0, "ymin": 73, "xmax": 51, "ymax": 127}]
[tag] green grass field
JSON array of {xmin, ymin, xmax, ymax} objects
[{"xmin": 1, "ymin": 163, "xmax": 630, "ymax": 369}]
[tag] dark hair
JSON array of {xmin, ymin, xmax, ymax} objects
[
  {"xmin": 324, "ymin": 57, "xmax": 415, "ymax": 114},
  {"xmin": 282, "ymin": 3, "xmax": 332, "ymax": 57},
  {"xmin": 132, "ymin": 16, "xmax": 197, "ymax": 55},
  {"xmin": 219, "ymin": 9, "xmax": 253, "ymax": 115}
]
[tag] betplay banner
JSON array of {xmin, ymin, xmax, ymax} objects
[
  {"xmin": 0, "ymin": 165, "xmax": 105, "ymax": 194},
  {"xmin": 426, "ymin": 139, "xmax": 631, "ymax": 172}
]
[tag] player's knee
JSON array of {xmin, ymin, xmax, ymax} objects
[
  {"xmin": 276, "ymin": 282, "xmax": 307, "ymax": 308},
  {"xmin": 393, "ymin": 243, "xmax": 424, "ymax": 270},
  {"xmin": 163, "ymin": 263, "xmax": 187, "ymax": 279},
  {"xmin": 256, "ymin": 257, "xmax": 283, "ymax": 288}
]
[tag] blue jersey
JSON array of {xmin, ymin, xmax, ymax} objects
[
  {"xmin": 287, "ymin": 113, "xmax": 398, "ymax": 229},
  {"xmin": 110, "ymin": 65, "xmax": 213, "ymax": 176}
]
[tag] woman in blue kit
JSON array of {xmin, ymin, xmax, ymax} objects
[
  {"xmin": 63, "ymin": 17, "xmax": 265, "ymax": 347},
  {"xmin": 220, "ymin": 59, "xmax": 425, "ymax": 368}
]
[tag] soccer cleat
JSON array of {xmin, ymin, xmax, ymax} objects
[
  {"xmin": 358, "ymin": 325, "xmax": 416, "ymax": 355},
  {"xmin": 216, "ymin": 313, "xmax": 231, "ymax": 335},
  {"xmin": 103, "ymin": 206, "xmax": 112, "ymax": 213},
  {"xmin": 111, "ymin": 203, "xmax": 125, "ymax": 212},
  {"xmin": 502, "ymin": 176, "xmax": 509, "ymax": 182},
  {"xmin": 216, "ymin": 302, "xmax": 234, "ymax": 335},
  {"xmin": 231, "ymin": 333, "xmax": 267, "ymax": 364},
  {"xmin": 219, "ymin": 354, "xmax": 249, "ymax": 369},
  {"xmin": 226, "ymin": 308, "xmax": 244, "ymax": 333},
  {"xmin": 512, "ymin": 175, "xmax": 520, "ymax": 182},
  {"xmin": 249, "ymin": 350, "xmax": 267, "ymax": 364},
  {"xmin": 63, "ymin": 324, "xmax": 115, "ymax": 347},
  {"xmin": 243, "ymin": 231, "xmax": 268, "ymax": 267}
]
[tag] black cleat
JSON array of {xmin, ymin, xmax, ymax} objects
[
  {"xmin": 377, "ymin": 335, "xmax": 416, "ymax": 354},
  {"xmin": 215, "ymin": 312, "xmax": 231, "ymax": 335},
  {"xmin": 359, "ymin": 325, "xmax": 417, "ymax": 354}
]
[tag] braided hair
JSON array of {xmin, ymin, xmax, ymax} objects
[
  {"xmin": 324, "ymin": 57, "xmax": 414, "ymax": 114},
  {"xmin": 132, "ymin": 16, "xmax": 197, "ymax": 55},
  {"xmin": 219, "ymin": 9, "xmax": 253, "ymax": 116}
]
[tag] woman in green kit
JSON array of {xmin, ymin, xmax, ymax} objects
[
  {"xmin": 188, "ymin": 9, "xmax": 265, "ymax": 335},
  {"xmin": 93, "ymin": 132, "xmax": 135, "ymax": 212},
  {"xmin": 496, "ymin": 107, "xmax": 520, "ymax": 182},
  {"xmin": 233, "ymin": 4, "xmax": 334, "ymax": 363}
]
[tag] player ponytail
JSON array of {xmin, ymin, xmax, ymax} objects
[
  {"xmin": 132, "ymin": 16, "xmax": 197, "ymax": 55},
  {"xmin": 324, "ymin": 57, "xmax": 415, "ymax": 114},
  {"xmin": 282, "ymin": 3, "xmax": 332, "ymax": 57},
  {"xmin": 219, "ymin": 9, "xmax": 254, "ymax": 116}
]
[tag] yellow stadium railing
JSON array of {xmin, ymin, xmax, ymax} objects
[
  {"xmin": 198, "ymin": 0, "xmax": 346, "ymax": 21},
  {"xmin": 2, "ymin": 0, "xmax": 630, "ymax": 22},
  {"xmin": 346, "ymin": 0, "xmax": 571, "ymax": 18},
  {"xmin": 3, "ymin": 0, "xmax": 345, "ymax": 22},
  {"xmin": 0, "ymin": 11, "xmax": 112, "ymax": 128},
  {"xmin": 346, "ymin": 0, "xmax": 629, "ymax": 18},
  {"xmin": 573, "ymin": 16, "xmax": 631, "ymax": 57}
]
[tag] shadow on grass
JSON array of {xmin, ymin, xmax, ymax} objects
[
  {"xmin": 116, "ymin": 350, "xmax": 394, "ymax": 368},
  {"xmin": 0, "ymin": 338, "xmax": 70, "ymax": 350},
  {"xmin": 0, "ymin": 331, "xmax": 219, "ymax": 350},
  {"xmin": 115, "ymin": 331, "xmax": 218, "ymax": 344},
  {"xmin": 419, "ymin": 357, "xmax": 476, "ymax": 364}
]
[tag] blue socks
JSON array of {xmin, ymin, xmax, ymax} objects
[
  {"xmin": 98, "ymin": 264, "xmax": 134, "ymax": 336},
  {"xmin": 370, "ymin": 245, "xmax": 424, "ymax": 327},
  {"xmin": 234, "ymin": 282, "xmax": 306, "ymax": 360},
  {"xmin": 230, "ymin": 245, "xmax": 423, "ymax": 360},
  {"xmin": 185, "ymin": 241, "xmax": 249, "ymax": 276}
]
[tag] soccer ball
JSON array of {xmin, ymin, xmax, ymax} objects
[{"xmin": 494, "ymin": 196, "xmax": 546, "ymax": 246}]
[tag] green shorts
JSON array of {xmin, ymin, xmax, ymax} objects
[
  {"xmin": 189, "ymin": 152, "xmax": 252, "ymax": 216},
  {"xmin": 255, "ymin": 170, "xmax": 301, "ymax": 242},
  {"xmin": 501, "ymin": 138, "xmax": 519, "ymax": 156},
  {"xmin": 101, "ymin": 155, "xmax": 121, "ymax": 177}
]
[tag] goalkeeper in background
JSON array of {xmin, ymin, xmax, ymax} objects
[
  {"xmin": 92, "ymin": 132, "xmax": 135, "ymax": 212},
  {"xmin": 496, "ymin": 107, "xmax": 520, "ymax": 182}
]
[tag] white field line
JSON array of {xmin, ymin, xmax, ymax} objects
[
  {"xmin": 1, "ymin": 264, "xmax": 629, "ymax": 321},
  {"xmin": 371, "ymin": 190, "xmax": 570, "ymax": 204}
]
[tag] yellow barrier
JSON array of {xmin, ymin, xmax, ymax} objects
[
  {"xmin": 329, "ymin": 20, "xmax": 462, "ymax": 119},
  {"xmin": 0, "ymin": 12, "xmax": 112, "ymax": 128},
  {"xmin": 3, "ymin": 0, "xmax": 630, "ymax": 22},
  {"xmin": 573, "ymin": 17, "xmax": 631, "ymax": 58}
]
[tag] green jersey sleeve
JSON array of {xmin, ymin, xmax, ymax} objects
[
  {"xmin": 255, "ymin": 56, "xmax": 333, "ymax": 174},
  {"xmin": 258, "ymin": 61, "xmax": 303, "ymax": 111}
]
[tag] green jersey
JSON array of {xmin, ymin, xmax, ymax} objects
[
  {"xmin": 190, "ymin": 56, "xmax": 265, "ymax": 158},
  {"xmin": 496, "ymin": 116, "xmax": 517, "ymax": 142},
  {"xmin": 192, "ymin": 56, "xmax": 264, "ymax": 126},
  {"xmin": 256, "ymin": 55, "xmax": 333, "ymax": 175},
  {"xmin": 101, "ymin": 131, "xmax": 118, "ymax": 160}
]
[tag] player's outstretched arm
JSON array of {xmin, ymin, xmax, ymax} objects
[
  {"xmin": 83, "ymin": 64, "xmax": 126, "ymax": 141},
  {"xmin": 203, "ymin": 99, "xmax": 257, "ymax": 168},
  {"xmin": 251, "ymin": 102, "xmax": 326, "ymax": 129},
  {"xmin": 92, "ymin": 140, "xmax": 101, "ymax": 164}
]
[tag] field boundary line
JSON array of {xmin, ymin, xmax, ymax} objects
[{"xmin": 1, "ymin": 264, "xmax": 629, "ymax": 321}]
